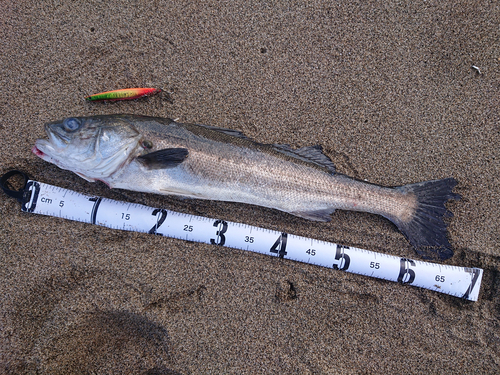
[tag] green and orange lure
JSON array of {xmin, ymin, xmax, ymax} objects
[{"xmin": 85, "ymin": 88, "xmax": 162, "ymax": 102}]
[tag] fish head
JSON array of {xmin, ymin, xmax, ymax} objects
[{"xmin": 33, "ymin": 115, "xmax": 143, "ymax": 181}]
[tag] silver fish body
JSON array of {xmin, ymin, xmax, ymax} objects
[{"xmin": 33, "ymin": 114, "xmax": 459, "ymax": 259}]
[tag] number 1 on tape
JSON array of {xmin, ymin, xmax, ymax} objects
[{"xmin": 21, "ymin": 180, "xmax": 483, "ymax": 301}]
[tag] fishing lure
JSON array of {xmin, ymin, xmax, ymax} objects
[{"xmin": 85, "ymin": 88, "xmax": 162, "ymax": 102}]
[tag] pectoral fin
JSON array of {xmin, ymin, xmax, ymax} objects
[{"xmin": 137, "ymin": 148, "xmax": 189, "ymax": 169}]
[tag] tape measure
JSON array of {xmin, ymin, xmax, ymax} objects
[{"xmin": 1, "ymin": 170, "xmax": 483, "ymax": 301}]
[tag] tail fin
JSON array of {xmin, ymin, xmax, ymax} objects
[{"xmin": 392, "ymin": 178, "xmax": 460, "ymax": 260}]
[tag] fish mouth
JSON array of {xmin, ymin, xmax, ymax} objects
[
  {"xmin": 32, "ymin": 124, "xmax": 69, "ymax": 161},
  {"xmin": 33, "ymin": 132, "xmax": 62, "ymax": 163},
  {"xmin": 32, "ymin": 145, "xmax": 45, "ymax": 158},
  {"xmin": 32, "ymin": 139, "xmax": 55, "ymax": 163}
]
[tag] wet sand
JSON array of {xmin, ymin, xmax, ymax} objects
[{"xmin": 1, "ymin": 1, "xmax": 499, "ymax": 373}]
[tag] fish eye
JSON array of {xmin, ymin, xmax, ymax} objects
[
  {"xmin": 141, "ymin": 140, "xmax": 153, "ymax": 149},
  {"xmin": 63, "ymin": 117, "xmax": 81, "ymax": 132}
]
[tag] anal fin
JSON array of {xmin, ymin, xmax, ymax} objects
[{"xmin": 290, "ymin": 208, "xmax": 335, "ymax": 222}]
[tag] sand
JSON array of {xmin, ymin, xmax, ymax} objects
[{"xmin": 1, "ymin": 0, "xmax": 499, "ymax": 373}]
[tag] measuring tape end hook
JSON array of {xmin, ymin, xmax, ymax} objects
[{"xmin": 1, "ymin": 170, "xmax": 29, "ymax": 202}]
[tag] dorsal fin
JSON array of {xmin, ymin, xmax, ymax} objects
[
  {"xmin": 273, "ymin": 144, "xmax": 336, "ymax": 173},
  {"xmin": 194, "ymin": 123, "xmax": 251, "ymax": 139},
  {"xmin": 182, "ymin": 122, "xmax": 336, "ymax": 173}
]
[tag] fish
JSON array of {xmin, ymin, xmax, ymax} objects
[
  {"xmin": 32, "ymin": 114, "xmax": 460, "ymax": 259},
  {"xmin": 85, "ymin": 88, "xmax": 161, "ymax": 102}
]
